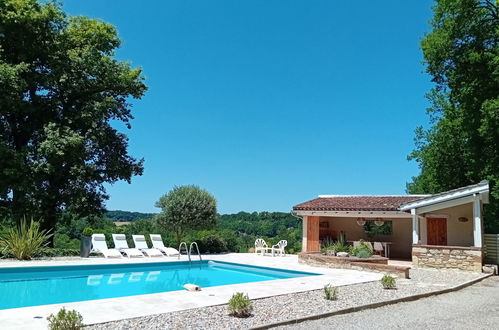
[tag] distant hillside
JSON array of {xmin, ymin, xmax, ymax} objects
[{"xmin": 105, "ymin": 210, "xmax": 156, "ymax": 222}]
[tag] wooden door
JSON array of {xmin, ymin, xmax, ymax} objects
[
  {"xmin": 306, "ymin": 216, "xmax": 320, "ymax": 252},
  {"xmin": 427, "ymin": 217, "xmax": 447, "ymax": 246}
]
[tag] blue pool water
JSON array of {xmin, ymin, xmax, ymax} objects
[{"xmin": 0, "ymin": 260, "xmax": 319, "ymax": 309}]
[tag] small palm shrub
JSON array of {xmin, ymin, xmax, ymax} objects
[
  {"xmin": 381, "ymin": 274, "xmax": 396, "ymax": 289},
  {"xmin": 324, "ymin": 284, "xmax": 338, "ymax": 300},
  {"xmin": 321, "ymin": 236, "xmax": 349, "ymax": 254},
  {"xmin": 228, "ymin": 292, "xmax": 253, "ymax": 318},
  {"xmin": 0, "ymin": 217, "xmax": 52, "ymax": 260},
  {"xmin": 47, "ymin": 308, "xmax": 83, "ymax": 330}
]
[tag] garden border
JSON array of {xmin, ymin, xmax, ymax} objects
[{"xmin": 251, "ymin": 273, "xmax": 493, "ymax": 330}]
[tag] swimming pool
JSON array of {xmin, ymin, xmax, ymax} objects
[{"xmin": 0, "ymin": 260, "xmax": 319, "ymax": 310}]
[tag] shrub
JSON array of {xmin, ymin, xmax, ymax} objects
[
  {"xmin": 82, "ymin": 227, "xmax": 93, "ymax": 237},
  {"xmin": 355, "ymin": 248, "xmax": 372, "ymax": 258},
  {"xmin": 54, "ymin": 233, "xmax": 80, "ymax": 250},
  {"xmin": 323, "ymin": 284, "xmax": 338, "ymax": 300},
  {"xmin": 199, "ymin": 235, "xmax": 227, "ymax": 254},
  {"xmin": 381, "ymin": 274, "xmax": 396, "ymax": 289},
  {"xmin": 228, "ymin": 292, "xmax": 253, "ymax": 318},
  {"xmin": 47, "ymin": 308, "xmax": 84, "ymax": 330},
  {"xmin": 349, "ymin": 240, "xmax": 373, "ymax": 258},
  {"xmin": 0, "ymin": 217, "xmax": 52, "ymax": 260},
  {"xmin": 35, "ymin": 248, "xmax": 81, "ymax": 258},
  {"xmin": 321, "ymin": 236, "xmax": 349, "ymax": 254}
]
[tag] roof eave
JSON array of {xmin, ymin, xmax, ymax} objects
[{"xmin": 399, "ymin": 181, "xmax": 490, "ymax": 211}]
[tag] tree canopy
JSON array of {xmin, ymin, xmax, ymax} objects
[
  {"xmin": 155, "ymin": 185, "xmax": 218, "ymax": 244},
  {"xmin": 0, "ymin": 0, "xmax": 146, "ymax": 235},
  {"xmin": 408, "ymin": 0, "xmax": 499, "ymax": 232}
]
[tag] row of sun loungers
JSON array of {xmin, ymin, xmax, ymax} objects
[{"xmin": 91, "ymin": 233, "xmax": 180, "ymax": 258}]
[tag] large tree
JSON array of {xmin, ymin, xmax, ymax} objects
[
  {"xmin": 408, "ymin": 0, "xmax": 499, "ymax": 232},
  {"xmin": 0, "ymin": 0, "xmax": 146, "ymax": 238},
  {"xmin": 156, "ymin": 185, "xmax": 217, "ymax": 245}
]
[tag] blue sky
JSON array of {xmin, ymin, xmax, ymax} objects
[{"xmin": 63, "ymin": 0, "xmax": 434, "ymax": 214}]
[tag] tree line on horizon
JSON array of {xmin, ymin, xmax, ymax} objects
[{"xmin": 51, "ymin": 209, "xmax": 302, "ymax": 255}]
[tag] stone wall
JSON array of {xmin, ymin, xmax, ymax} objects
[
  {"xmin": 298, "ymin": 252, "xmax": 410, "ymax": 278},
  {"xmin": 412, "ymin": 244, "xmax": 482, "ymax": 272}
]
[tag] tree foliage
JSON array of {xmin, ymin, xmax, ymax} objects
[
  {"xmin": 155, "ymin": 185, "xmax": 217, "ymax": 244},
  {"xmin": 0, "ymin": 0, "xmax": 146, "ymax": 237},
  {"xmin": 408, "ymin": 0, "xmax": 499, "ymax": 232},
  {"xmin": 105, "ymin": 210, "xmax": 154, "ymax": 222}
]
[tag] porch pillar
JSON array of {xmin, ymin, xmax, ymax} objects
[
  {"xmin": 412, "ymin": 208, "xmax": 419, "ymax": 244},
  {"xmin": 473, "ymin": 194, "xmax": 483, "ymax": 248},
  {"xmin": 302, "ymin": 216, "xmax": 308, "ymax": 252}
]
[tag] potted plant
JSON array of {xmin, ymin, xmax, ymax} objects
[{"xmin": 80, "ymin": 227, "xmax": 93, "ymax": 258}]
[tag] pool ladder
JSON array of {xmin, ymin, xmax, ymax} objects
[{"xmin": 178, "ymin": 241, "xmax": 202, "ymax": 263}]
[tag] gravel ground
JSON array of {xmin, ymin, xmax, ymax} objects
[
  {"xmin": 86, "ymin": 269, "xmax": 485, "ymax": 330},
  {"xmin": 278, "ymin": 275, "xmax": 499, "ymax": 330}
]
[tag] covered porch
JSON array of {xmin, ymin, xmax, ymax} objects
[
  {"xmin": 293, "ymin": 181, "xmax": 490, "ymax": 272},
  {"xmin": 292, "ymin": 195, "xmax": 424, "ymax": 260},
  {"xmin": 400, "ymin": 181, "xmax": 489, "ymax": 272}
]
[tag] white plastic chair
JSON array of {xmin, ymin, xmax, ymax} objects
[
  {"xmin": 364, "ymin": 241, "xmax": 374, "ymax": 252},
  {"xmin": 272, "ymin": 240, "xmax": 287, "ymax": 257},
  {"xmin": 132, "ymin": 235, "xmax": 164, "ymax": 257},
  {"xmin": 112, "ymin": 234, "xmax": 144, "ymax": 258},
  {"xmin": 91, "ymin": 234, "xmax": 122, "ymax": 258},
  {"xmin": 255, "ymin": 238, "xmax": 271, "ymax": 255},
  {"xmin": 374, "ymin": 242, "xmax": 384, "ymax": 256},
  {"xmin": 149, "ymin": 234, "xmax": 180, "ymax": 256}
]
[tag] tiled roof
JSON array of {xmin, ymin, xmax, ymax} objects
[{"xmin": 293, "ymin": 195, "xmax": 426, "ymax": 212}]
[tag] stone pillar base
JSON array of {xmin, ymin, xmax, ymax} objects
[{"xmin": 412, "ymin": 244, "xmax": 482, "ymax": 272}]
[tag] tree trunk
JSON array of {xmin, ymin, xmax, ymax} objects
[{"xmin": 176, "ymin": 228, "xmax": 184, "ymax": 247}]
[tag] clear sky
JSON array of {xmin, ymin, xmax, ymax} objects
[{"xmin": 62, "ymin": 0, "xmax": 434, "ymax": 214}]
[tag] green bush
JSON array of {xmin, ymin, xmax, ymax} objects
[
  {"xmin": 82, "ymin": 227, "xmax": 93, "ymax": 237},
  {"xmin": 381, "ymin": 274, "xmax": 396, "ymax": 289},
  {"xmin": 324, "ymin": 284, "xmax": 338, "ymax": 300},
  {"xmin": 0, "ymin": 248, "xmax": 81, "ymax": 259},
  {"xmin": 349, "ymin": 240, "xmax": 373, "ymax": 258},
  {"xmin": 0, "ymin": 218, "xmax": 52, "ymax": 260},
  {"xmin": 54, "ymin": 233, "xmax": 80, "ymax": 249},
  {"xmin": 355, "ymin": 248, "xmax": 372, "ymax": 258},
  {"xmin": 200, "ymin": 235, "xmax": 227, "ymax": 253},
  {"xmin": 47, "ymin": 308, "xmax": 83, "ymax": 330},
  {"xmin": 227, "ymin": 292, "xmax": 253, "ymax": 318},
  {"xmin": 35, "ymin": 248, "xmax": 81, "ymax": 258}
]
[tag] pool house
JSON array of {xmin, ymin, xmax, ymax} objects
[{"xmin": 292, "ymin": 181, "xmax": 490, "ymax": 272}]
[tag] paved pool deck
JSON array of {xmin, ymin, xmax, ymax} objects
[{"xmin": 0, "ymin": 253, "xmax": 382, "ymax": 329}]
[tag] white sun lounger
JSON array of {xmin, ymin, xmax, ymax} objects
[
  {"xmin": 91, "ymin": 234, "xmax": 122, "ymax": 258},
  {"xmin": 132, "ymin": 235, "xmax": 164, "ymax": 257},
  {"xmin": 149, "ymin": 234, "xmax": 180, "ymax": 256},
  {"xmin": 112, "ymin": 234, "xmax": 145, "ymax": 258}
]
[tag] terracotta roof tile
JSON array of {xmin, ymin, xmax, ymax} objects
[{"xmin": 293, "ymin": 196, "xmax": 425, "ymax": 212}]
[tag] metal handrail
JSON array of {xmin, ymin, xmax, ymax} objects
[
  {"xmin": 178, "ymin": 242, "xmax": 190, "ymax": 261},
  {"xmin": 189, "ymin": 242, "xmax": 202, "ymax": 261}
]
